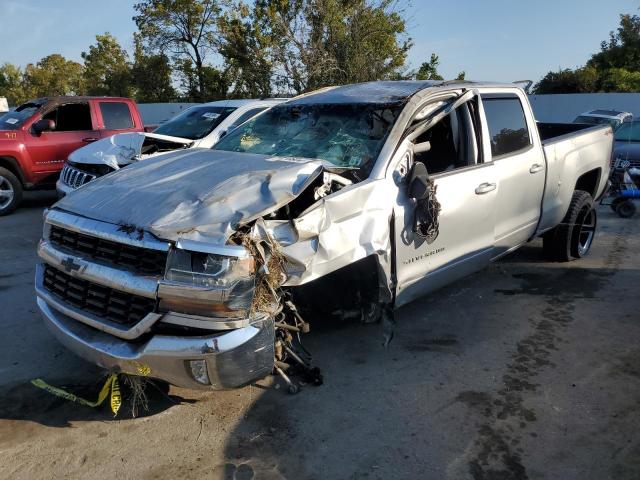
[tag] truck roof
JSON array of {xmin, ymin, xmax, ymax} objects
[
  {"xmin": 24, "ymin": 96, "xmax": 136, "ymax": 107},
  {"xmin": 287, "ymin": 80, "xmax": 521, "ymax": 105}
]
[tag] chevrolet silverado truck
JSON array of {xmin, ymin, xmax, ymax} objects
[
  {"xmin": 36, "ymin": 81, "xmax": 612, "ymax": 391},
  {"xmin": 0, "ymin": 96, "xmax": 144, "ymax": 215},
  {"xmin": 56, "ymin": 99, "xmax": 285, "ymax": 196}
]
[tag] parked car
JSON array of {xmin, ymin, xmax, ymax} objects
[
  {"xmin": 36, "ymin": 81, "xmax": 611, "ymax": 391},
  {"xmin": 56, "ymin": 98, "xmax": 285, "ymax": 196},
  {"xmin": 0, "ymin": 96, "xmax": 144, "ymax": 215},
  {"xmin": 573, "ymin": 109, "xmax": 633, "ymax": 130}
]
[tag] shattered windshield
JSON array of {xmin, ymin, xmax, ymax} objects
[
  {"xmin": 154, "ymin": 106, "xmax": 237, "ymax": 140},
  {"xmin": 0, "ymin": 101, "xmax": 43, "ymax": 130},
  {"xmin": 213, "ymin": 103, "xmax": 402, "ymax": 171}
]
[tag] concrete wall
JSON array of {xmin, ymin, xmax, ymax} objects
[
  {"xmin": 529, "ymin": 93, "xmax": 640, "ymax": 123},
  {"xmin": 137, "ymin": 103, "xmax": 200, "ymax": 125}
]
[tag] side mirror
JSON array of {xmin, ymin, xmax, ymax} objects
[
  {"xmin": 33, "ymin": 119, "xmax": 55, "ymax": 134},
  {"xmin": 407, "ymin": 162, "xmax": 430, "ymax": 199}
]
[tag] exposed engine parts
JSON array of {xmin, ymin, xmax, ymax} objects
[{"xmin": 273, "ymin": 294, "xmax": 322, "ymax": 394}]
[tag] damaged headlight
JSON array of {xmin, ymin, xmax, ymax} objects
[
  {"xmin": 158, "ymin": 241, "xmax": 256, "ymax": 320},
  {"xmin": 165, "ymin": 249, "xmax": 252, "ymax": 288}
]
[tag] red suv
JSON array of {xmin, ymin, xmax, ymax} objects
[{"xmin": 0, "ymin": 96, "xmax": 144, "ymax": 215}]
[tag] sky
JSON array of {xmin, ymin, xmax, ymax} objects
[{"xmin": 1, "ymin": 0, "xmax": 638, "ymax": 84}]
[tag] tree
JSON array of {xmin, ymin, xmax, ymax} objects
[
  {"xmin": 23, "ymin": 54, "xmax": 85, "ymax": 98},
  {"xmin": 534, "ymin": 14, "xmax": 640, "ymax": 93},
  {"xmin": 599, "ymin": 67, "xmax": 640, "ymax": 92},
  {"xmin": 0, "ymin": 63, "xmax": 28, "ymax": 106},
  {"xmin": 415, "ymin": 53, "xmax": 465, "ymax": 81},
  {"xmin": 82, "ymin": 33, "xmax": 132, "ymax": 96},
  {"xmin": 588, "ymin": 14, "xmax": 640, "ymax": 72},
  {"xmin": 218, "ymin": 2, "xmax": 273, "ymax": 98},
  {"xmin": 131, "ymin": 33, "xmax": 177, "ymax": 102},
  {"xmin": 133, "ymin": 0, "xmax": 222, "ymax": 101},
  {"xmin": 254, "ymin": 0, "xmax": 412, "ymax": 94},
  {"xmin": 533, "ymin": 66, "xmax": 598, "ymax": 94},
  {"xmin": 415, "ymin": 53, "xmax": 443, "ymax": 80}
]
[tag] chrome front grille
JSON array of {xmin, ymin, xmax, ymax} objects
[
  {"xmin": 49, "ymin": 225, "xmax": 168, "ymax": 276},
  {"xmin": 42, "ymin": 264, "xmax": 156, "ymax": 326},
  {"xmin": 60, "ymin": 164, "xmax": 96, "ymax": 189}
]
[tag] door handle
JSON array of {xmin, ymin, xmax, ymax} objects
[
  {"xmin": 530, "ymin": 163, "xmax": 544, "ymax": 173},
  {"xmin": 82, "ymin": 137, "xmax": 99, "ymax": 143},
  {"xmin": 475, "ymin": 182, "xmax": 496, "ymax": 194}
]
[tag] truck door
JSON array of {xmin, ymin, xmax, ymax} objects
[
  {"xmin": 480, "ymin": 93, "xmax": 545, "ymax": 256},
  {"xmin": 26, "ymin": 102, "xmax": 100, "ymax": 176},
  {"xmin": 392, "ymin": 95, "xmax": 497, "ymax": 308}
]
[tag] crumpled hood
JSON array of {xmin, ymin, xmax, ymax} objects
[
  {"xmin": 55, "ymin": 148, "xmax": 325, "ymax": 244},
  {"xmin": 68, "ymin": 132, "xmax": 193, "ymax": 170}
]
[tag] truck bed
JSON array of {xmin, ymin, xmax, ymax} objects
[
  {"xmin": 537, "ymin": 122, "xmax": 597, "ymax": 144},
  {"xmin": 536, "ymin": 122, "xmax": 613, "ymax": 234}
]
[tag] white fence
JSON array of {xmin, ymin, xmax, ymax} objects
[
  {"xmin": 137, "ymin": 103, "xmax": 200, "ymax": 125},
  {"xmin": 529, "ymin": 93, "xmax": 640, "ymax": 123},
  {"xmin": 138, "ymin": 93, "xmax": 640, "ymax": 126}
]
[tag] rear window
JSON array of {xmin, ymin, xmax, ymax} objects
[
  {"xmin": 482, "ymin": 96, "xmax": 531, "ymax": 157},
  {"xmin": 100, "ymin": 102, "xmax": 134, "ymax": 129}
]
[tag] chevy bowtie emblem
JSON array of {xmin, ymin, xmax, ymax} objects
[{"xmin": 61, "ymin": 257, "xmax": 82, "ymax": 273}]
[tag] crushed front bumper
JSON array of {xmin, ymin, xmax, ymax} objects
[{"xmin": 36, "ymin": 281, "xmax": 275, "ymax": 390}]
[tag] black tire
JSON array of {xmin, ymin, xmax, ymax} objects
[
  {"xmin": 616, "ymin": 199, "xmax": 636, "ymax": 218},
  {"xmin": 543, "ymin": 190, "xmax": 596, "ymax": 262},
  {"xmin": 0, "ymin": 167, "xmax": 22, "ymax": 216}
]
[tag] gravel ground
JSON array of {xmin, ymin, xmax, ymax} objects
[{"xmin": 0, "ymin": 193, "xmax": 638, "ymax": 480}]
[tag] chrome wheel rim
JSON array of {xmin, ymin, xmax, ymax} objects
[
  {"xmin": 577, "ymin": 207, "xmax": 596, "ymax": 256},
  {"xmin": 0, "ymin": 175, "xmax": 14, "ymax": 209}
]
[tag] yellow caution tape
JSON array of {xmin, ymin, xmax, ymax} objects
[{"xmin": 31, "ymin": 373, "xmax": 122, "ymax": 416}]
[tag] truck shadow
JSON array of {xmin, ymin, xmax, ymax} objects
[
  {"xmin": 0, "ymin": 376, "xmax": 195, "ymax": 427},
  {"xmin": 212, "ymin": 230, "xmax": 630, "ymax": 479}
]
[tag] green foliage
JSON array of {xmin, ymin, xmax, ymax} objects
[
  {"xmin": 133, "ymin": 0, "xmax": 222, "ymax": 101},
  {"xmin": 0, "ymin": 63, "xmax": 28, "ymax": 106},
  {"xmin": 414, "ymin": 54, "xmax": 464, "ymax": 81},
  {"xmin": 416, "ymin": 53, "xmax": 443, "ymax": 80},
  {"xmin": 131, "ymin": 34, "xmax": 177, "ymax": 102},
  {"xmin": 533, "ymin": 66, "xmax": 598, "ymax": 94},
  {"xmin": 23, "ymin": 54, "xmax": 85, "ymax": 98},
  {"xmin": 535, "ymin": 14, "xmax": 640, "ymax": 93},
  {"xmin": 253, "ymin": 0, "xmax": 412, "ymax": 94},
  {"xmin": 82, "ymin": 33, "xmax": 132, "ymax": 96},
  {"xmin": 218, "ymin": 3, "xmax": 273, "ymax": 98},
  {"xmin": 600, "ymin": 67, "xmax": 640, "ymax": 92}
]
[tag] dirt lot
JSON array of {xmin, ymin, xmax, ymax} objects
[{"xmin": 0, "ymin": 192, "xmax": 638, "ymax": 480}]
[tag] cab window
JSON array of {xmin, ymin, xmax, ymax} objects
[
  {"xmin": 42, "ymin": 103, "xmax": 93, "ymax": 131},
  {"xmin": 412, "ymin": 103, "xmax": 479, "ymax": 175},
  {"xmin": 481, "ymin": 95, "xmax": 531, "ymax": 157},
  {"xmin": 100, "ymin": 102, "xmax": 134, "ymax": 129}
]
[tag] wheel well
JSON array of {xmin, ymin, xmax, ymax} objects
[
  {"xmin": 0, "ymin": 157, "xmax": 25, "ymax": 186},
  {"xmin": 289, "ymin": 255, "xmax": 380, "ymax": 321},
  {"xmin": 575, "ymin": 168, "xmax": 601, "ymax": 198}
]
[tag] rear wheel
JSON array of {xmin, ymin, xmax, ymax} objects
[
  {"xmin": 543, "ymin": 190, "xmax": 595, "ymax": 262},
  {"xmin": 616, "ymin": 199, "xmax": 636, "ymax": 218},
  {"xmin": 0, "ymin": 167, "xmax": 22, "ymax": 216}
]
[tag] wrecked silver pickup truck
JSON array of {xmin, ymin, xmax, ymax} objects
[{"xmin": 36, "ymin": 81, "xmax": 612, "ymax": 391}]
